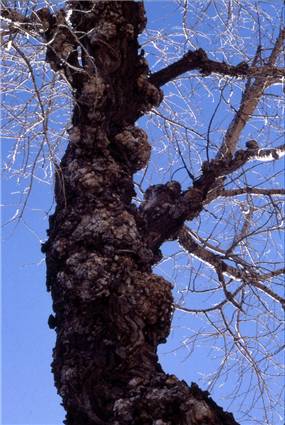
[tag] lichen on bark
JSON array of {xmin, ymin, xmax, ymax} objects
[{"xmin": 41, "ymin": 1, "xmax": 239, "ymax": 424}]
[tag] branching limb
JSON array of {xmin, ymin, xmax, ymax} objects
[
  {"xmin": 217, "ymin": 28, "xmax": 285, "ymax": 159},
  {"xmin": 141, "ymin": 143, "xmax": 284, "ymax": 249},
  {"xmin": 1, "ymin": 6, "xmax": 31, "ymax": 29},
  {"xmin": 1, "ymin": 6, "xmax": 84, "ymax": 88},
  {"xmin": 192, "ymin": 143, "xmax": 285, "ymax": 204},
  {"xmin": 149, "ymin": 46, "xmax": 285, "ymax": 88},
  {"xmin": 178, "ymin": 226, "xmax": 285, "ymax": 310},
  {"xmin": 0, "ymin": 5, "xmax": 46, "ymax": 39}
]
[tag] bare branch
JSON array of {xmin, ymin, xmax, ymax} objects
[
  {"xmin": 1, "ymin": 7, "xmax": 30, "ymax": 26},
  {"xmin": 217, "ymin": 28, "xmax": 285, "ymax": 159},
  {"xmin": 1, "ymin": 6, "xmax": 84, "ymax": 88},
  {"xmin": 178, "ymin": 226, "xmax": 285, "ymax": 309},
  {"xmin": 0, "ymin": 6, "xmax": 42, "ymax": 38},
  {"xmin": 220, "ymin": 187, "xmax": 285, "ymax": 198},
  {"xmin": 149, "ymin": 47, "xmax": 285, "ymax": 88},
  {"xmin": 141, "ymin": 142, "xmax": 284, "ymax": 249}
]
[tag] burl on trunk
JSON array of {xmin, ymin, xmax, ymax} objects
[{"xmin": 42, "ymin": 2, "xmax": 238, "ymax": 424}]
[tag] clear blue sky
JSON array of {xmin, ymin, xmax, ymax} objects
[{"xmin": 2, "ymin": 1, "xmax": 284, "ymax": 424}]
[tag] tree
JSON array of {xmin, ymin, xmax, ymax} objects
[{"xmin": 1, "ymin": 1, "xmax": 284, "ymax": 424}]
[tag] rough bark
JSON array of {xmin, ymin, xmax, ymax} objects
[{"xmin": 41, "ymin": 1, "xmax": 239, "ymax": 424}]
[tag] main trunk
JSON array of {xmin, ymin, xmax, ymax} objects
[{"xmin": 43, "ymin": 2, "xmax": 238, "ymax": 424}]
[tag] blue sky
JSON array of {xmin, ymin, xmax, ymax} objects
[{"xmin": 2, "ymin": 1, "xmax": 284, "ymax": 424}]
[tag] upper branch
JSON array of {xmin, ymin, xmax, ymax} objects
[
  {"xmin": 0, "ymin": 6, "xmax": 42, "ymax": 39},
  {"xmin": 217, "ymin": 28, "xmax": 285, "ymax": 159},
  {"xmin": 149, "ymin": 46, "xmax": 285, "ymax": 88},
  {"xmin": 178, "ymin": 226, "xmax": 285, "ymax": 310},
  {"xmin": 1, "ymin": 6, "xmax": 84, "ymax": 88}
]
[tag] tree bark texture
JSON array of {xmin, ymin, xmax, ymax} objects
[{"xmin": 42, "ymin": 2, "xmax": 239, "ymax": 424}]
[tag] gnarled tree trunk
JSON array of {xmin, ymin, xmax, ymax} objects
[{"xmin": 42, "ymin": 1, "xmax": 238, "ymax": 424}]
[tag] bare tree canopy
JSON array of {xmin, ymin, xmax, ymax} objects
[{"xmin": 1, "ymin": 1, "xmax": 284, "ymax": 424}]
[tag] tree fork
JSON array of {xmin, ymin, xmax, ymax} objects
[{"xmin": 41, "ymin": 1, "xmax": 239, "ymax": 423}]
